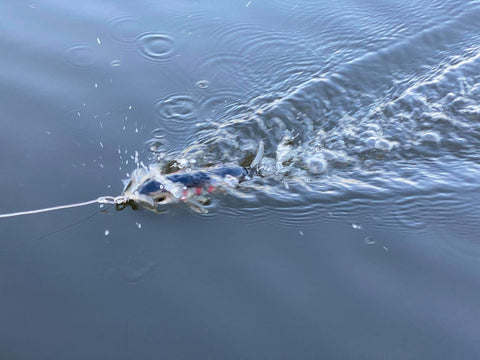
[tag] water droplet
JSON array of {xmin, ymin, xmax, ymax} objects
[
  {"xmin": 137, "ymin": 33, "xmax": 176, "ymax": 62},
  {"xmin": 105, "ymin": 230, "xmax": 110, "ymax": 236},
  {"xmin": 364, "ymin": 237, "xmax": 375, "ymax": 245},
  {"xmin": 110, "ymin": 59, "xmax": 121, "ymax": 67}
]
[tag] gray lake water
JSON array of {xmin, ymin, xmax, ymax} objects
[{"xmin": 1, "ymin": 0, "xmax": 480, "ymax": 358}]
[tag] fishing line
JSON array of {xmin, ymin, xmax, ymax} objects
[
  {"xmin": 0, "ymin": 195, "xmax": 129, "ymax": 219},
  {"xmin": 35, "ymin": 205, "xmax": 114, "ymax": 241}
]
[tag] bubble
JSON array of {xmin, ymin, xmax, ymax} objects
[
  {"xmin": 365, "ymin": 136, "xmax": 394, "ymax": 151},
  {"xmin": 196, "ymin": 80, "xmax": 210, "ymax": 89},
  {"xmin": 375, "ymin": 138, "xmax": 394, "ymax": 151},
  {"xmin": 64, "ymin": 44, "xmax": 96, "ymax": 67},
  {"xmin": 137, "ymin": 33, "xmax": 176, "ymax": 62},
  {"xmin": 306, "ymin": 155, "xmax": 328, "ymax": 174},
  {"xmin": 420, "ymin": 131, "xmax": 441, "ymax": 144}
]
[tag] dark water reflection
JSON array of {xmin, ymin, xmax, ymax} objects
[{"xmin": 1, "ymin": 0, "xmax": 480, "ymax": 359}]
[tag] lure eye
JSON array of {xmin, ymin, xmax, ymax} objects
[{"xmin": 156, "ymin": 196, "xmax": 166, "ymax": 203}]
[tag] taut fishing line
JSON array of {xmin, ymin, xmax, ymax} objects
[{"xmin": 0, "ymin": 195, "xmax": 129, "ymax": 219}]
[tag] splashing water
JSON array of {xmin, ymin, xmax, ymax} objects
[{"xmin": 142, "ymin": 3, "xmax": 480, "ymax": 226}]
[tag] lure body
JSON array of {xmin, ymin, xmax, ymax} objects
[
  {"xmin": 123, "ymin": 141, "xmax": 263, "ymax": 212},
  {"xmin": 140, "ymin": 166, "xmax": 250, "ymax": 196},
  {"xmin": 124, "ymin": 165, "xmax": 251, "ymax": 211}
]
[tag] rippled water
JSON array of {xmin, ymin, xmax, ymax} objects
[
  {"xmin": 1, "ymin": 0, "xmax": 480, "ymax": 359},
  {"xmin": 144, "ymin": 1, "xmax": 480, "ymax": 229}
]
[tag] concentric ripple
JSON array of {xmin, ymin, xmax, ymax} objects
[
  {"xmin": 153, "ymin": 94, "xmax": 200, "ymax": 147},
  {"xmin": 137, "ymin": 33, "xmax": 176, "ymax": 62},
  {"xmin": 198, "ymin": 88, "xmax": 248, "ymax": 120},
  {"xmin": 154, "ymin": 94, "xmax": 198, "ymax": 122},
  {"xmin": 64, "ymin": 44, "xmax": 96, "ymax": 67},
  {"xmin": 195, "ymin": 53, "xmax": 255, "ymax": 90},
  {"xmin": 108, "ymin": 16, "xmax": 142, "ymax": 46}
]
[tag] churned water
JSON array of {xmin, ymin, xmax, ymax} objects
[{"xmin": 1, "ymin": 0, "xmax": 480, "ymax": 359}]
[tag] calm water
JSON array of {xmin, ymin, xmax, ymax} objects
[{"xmin": 1, "ymin": 0, "xmax": 480, "ymax": 358}]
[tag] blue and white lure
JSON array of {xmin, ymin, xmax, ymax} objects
[
  {"xmin": 0, "ymin": 142, "xmax": 264, "ymax": 218},
  {"xmin": 123, "ymin": 141, "xmax": 264, "ymax": 213}
]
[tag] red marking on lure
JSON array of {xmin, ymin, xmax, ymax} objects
[
  {"xmin": 207, "ymin": 185, "xmax": 215, "ymax": 193},
  {"xmin": 196, "ymin": 187, "xmax": 202, "ymax": 195}
]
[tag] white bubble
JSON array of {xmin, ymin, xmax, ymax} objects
[
  {"xmin": 420, "ymin": 131, "xmax": 441, "ymax": 144},
  {"xmin": 366, "ymin": 136, "xmax": 394, "ymax": 151},
  {"xmin": 306, "ymin": 156, "xmax": 328, "ymax": 174},
  {"xmin": 105, "ymin": 230, "xmax": 110, "ymax": 236},
  {"xmin": 375, "ymin": 139, "xmax": 393, "ymax": 151}
]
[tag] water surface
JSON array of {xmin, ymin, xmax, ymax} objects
[{"xmin": 1, "ymin": 0, "xmax": 480, "ymax": 359}]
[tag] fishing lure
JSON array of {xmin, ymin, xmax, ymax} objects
[
  {"xmin": 124, "ymin": 165, "xmax": 251, "ymax": 213},
  {"xmin": 123, "ymin": 141, "xmax": 264, "ymax": 213},
  {"xmin": 0, "ymin": 142, "xmax": 264, "ymax": 218}
]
